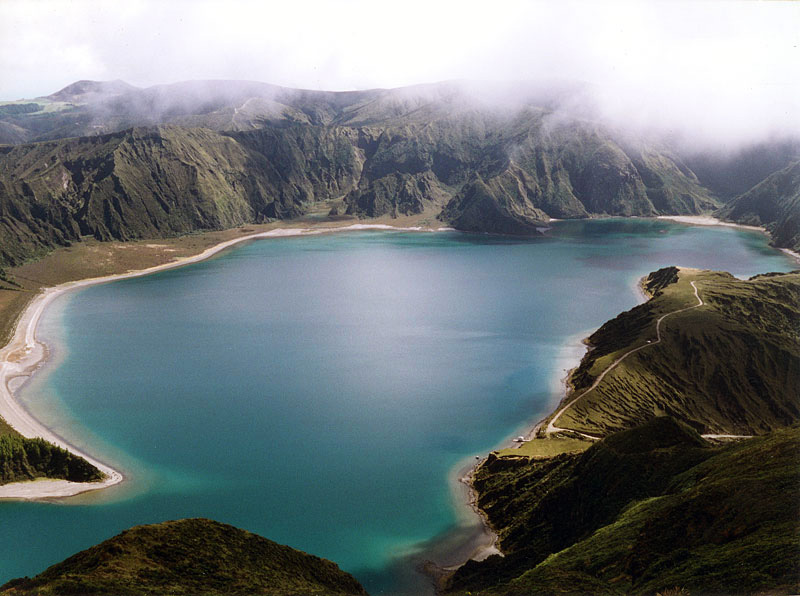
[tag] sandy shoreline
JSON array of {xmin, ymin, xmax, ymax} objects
[
  {"xmin": 657, "ymin": 215, "xmax": 800, "ymax": 263},
  {"xmin": 0, "ymin": 223, "xmax": 449, "ymax": 501}
]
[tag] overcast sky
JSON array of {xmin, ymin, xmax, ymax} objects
[{"xmin": 1, "ymin": 0, "xmax": 798, "ymax": 147}]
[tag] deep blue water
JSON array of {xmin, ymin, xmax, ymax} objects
[{"xmin": 2, "ymin": 219, "xmax": 796, "ymax": 594}]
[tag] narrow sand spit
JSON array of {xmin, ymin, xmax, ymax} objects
[
  {"xmin": 0, "ymin": 284, "xmax": 124, "ymax": 499},
  {"xmin": 657, "ymin": 215, "xmax": 763, "ymax": 230},
  {"xmin": 0, "ymin": 223, "xmax": 442, "ymax": 500}
]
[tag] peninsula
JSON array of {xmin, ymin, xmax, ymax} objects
[{"xmin": 443, "ymin": 267, "xmax": 800, "ymax": 595}]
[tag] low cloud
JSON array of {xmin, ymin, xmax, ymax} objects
[{"xmin": 1, "ymin": 0, "xmax": 797, "ymax": 150}]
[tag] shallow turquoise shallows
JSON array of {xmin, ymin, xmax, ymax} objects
[{"xmin": 2, "ymin": 219, "xmax": 796, "ymax": 594}]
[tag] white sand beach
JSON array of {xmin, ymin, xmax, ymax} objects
[{"xmin": 656, "ymin": 215, "xmax": 763, "ymax": 230}]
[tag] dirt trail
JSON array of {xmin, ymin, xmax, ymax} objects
[{"xmin": 545, "ymin": 280, "xmax": 704, "ymax": 437}]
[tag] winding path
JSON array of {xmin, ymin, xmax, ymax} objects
[{"xmin": 545, "ymin": 280, "xmax": 705, "ymax": 438}]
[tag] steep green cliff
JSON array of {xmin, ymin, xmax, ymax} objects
[
  {"xmin": 0, "ymin": 125, "xmax": 364, "ymax": 266},
  {"xmin": 445, "ymin": 422, "xmax": 800, "ymax": 595},
  {"xmin": 1, "ymin": 518, "xmax": 368, "ymax": 596},
  {"xmin": 717, "ymin": 160, "xmax": 800, "ymax": 252}
]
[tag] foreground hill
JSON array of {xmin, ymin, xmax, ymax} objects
[
  {"xmin": 0, "ymin": 79, "xmax": 721, "ymax": 266},
  {"xmin": 1, "ymin": 518, "xmax": 367, "ymax": 596},
  {"xmin": 445, "ymin": 420, "xmax": 800, "ymax": 595}
]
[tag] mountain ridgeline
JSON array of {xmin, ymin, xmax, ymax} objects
[
  {"xmin": 560, "ymin": 268, "xmax": 800, "ymax": 436},
  {"xmin": 717, "ymin": 159, "xmax": 800, "ymax": 252},
  {"xmin": 0, "ymin": 79, "xmax": 737, "ymax": 266}
]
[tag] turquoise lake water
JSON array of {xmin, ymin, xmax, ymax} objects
[{"xmin": 1, "ymin": 219, "xmax": 796, "ymax": 594}]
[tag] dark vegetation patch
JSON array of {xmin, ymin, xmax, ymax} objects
[{"xmin": 0, "ymin": 435, "xmax": 103, "ymax": 485}]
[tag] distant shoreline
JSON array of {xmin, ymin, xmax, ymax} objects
[
  {"xmin": 0, "ymin": 222, "xmax": 451, "ymax": 500},
  {"xmin": 656, "ymin": 215, "xmax": 800, "ymax": 263}
]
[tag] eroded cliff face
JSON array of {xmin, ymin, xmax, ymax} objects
[
  {"xmin": 0, "ymin": 108, "xmax": 718, "ymax": 266},
  {"xmin": 0, "ymin": 125, "xmax": 366, "ymax": 265},
  {"xmin": 0, "ymin": 79, "xmax": 736, "ymax": 266}
]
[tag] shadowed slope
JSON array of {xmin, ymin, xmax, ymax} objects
[
  {"xmin": 445, "ymin": 423, "xmax": 800, "ymax": 595},
  {"xmin": 1, "ymin": 518, "xmax": 368, "ymax": 596}
]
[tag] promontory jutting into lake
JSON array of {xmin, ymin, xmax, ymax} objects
[{"xmin": 3, "ymin": 219, "xmax": 795, "ymax": 595}]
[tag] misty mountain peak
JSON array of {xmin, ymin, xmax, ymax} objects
[{"xmin": 46, "ymin": 79, "xmax": 139, "ymax": 103}]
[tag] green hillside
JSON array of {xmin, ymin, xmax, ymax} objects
[
  {"xmin": 445, "ymin": 421, "xmax": 800, "ymax": 595},
  {"xmin": 554, "ymin": 268, "xmax": 799, "ymax": 437},
  {"xmin": 442, "ymin": 267, "xmax": 800, "ymax": 595},
  {"xmin": 717, "ymin": 160, "xmax": 800, "ymax": 252},
  {"xmin": 0, "ymin": 518, "xmax": 367, "ymax": 596}
]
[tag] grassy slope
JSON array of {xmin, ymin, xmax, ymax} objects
[
  {"xmin": 452, "ymin": 425, "xmax": 800, "ymax": 596},
  {"xmin": 555, "ymin": 268, "xmax": 800, "ymax": 436},
  {"xmin": 0, "ymin": 518, "xmax": 367, "ymax": 596}
]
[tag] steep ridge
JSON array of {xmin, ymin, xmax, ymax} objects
[
  {"xmin": 0, "ymin": 125, "xmax": 365, "ymax": 266},
  {"xmin": 1, "ymin": 518, "xmax": 368, "ymax": 596},
  {"xmin": 444, "ymin": 268, "xmax": 800, "ymax": 595},
  {"xmin": 717, "ymin": 160, "xmax": 800, "ymax": 252},
  {"xmin": 684, "ymin": 138, "xmax": 800, "ymax": 200}
]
